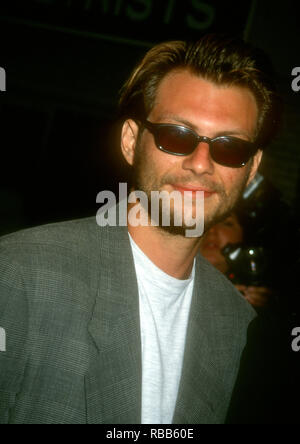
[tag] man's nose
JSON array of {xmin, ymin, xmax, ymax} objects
[
  {"xmin": 206, "ymin": 225, "xmax": 219, "ymax": 238},
  {"xmin": 181, "ymin": 142, "xmax": 214, "ymax": 175}
]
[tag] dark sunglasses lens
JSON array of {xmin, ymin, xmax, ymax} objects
[
  {"xmin": 156, "ymin": 126, "xmax": 197, "ymax": 155},
  {"xmin": 211, "ymin": 138, "xmax": 252, "ymax": 167}
]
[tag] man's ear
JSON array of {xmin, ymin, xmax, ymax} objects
[
  {"xmin": 121, "ymin": 119, "xmax": 140, "ymax": 166},
  {"xmin": 246, "ymin": 149, "xmax": 263, "ymax": 186}
]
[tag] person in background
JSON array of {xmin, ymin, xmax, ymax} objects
[{"xmin": 200, "ymin": 212, "xmax": 273, "ymax": 309}]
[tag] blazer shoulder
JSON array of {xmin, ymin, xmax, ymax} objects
[
  {"xmin": 0, "ymin": 217, "xmax": 98, "ymax": 251},
  {"xmin": 0, "ymin": 214, "xmax": 131, "ymax": 272},
  {"xmin": 0, "ymin": 218, "xmax": 105, "ymax": 298},
  {"xmin": 196, "ymin": 253, "xmax": 256, "ymax": 322}
]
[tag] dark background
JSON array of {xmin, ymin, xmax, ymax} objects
[{"xmin": 0, "ymin": 0, "xmax": 299, "ymax": 235}]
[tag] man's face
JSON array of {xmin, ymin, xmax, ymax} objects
[
  {"xmin": 200, "ymin": 213, "xmax": 244, "ymax": 273},
  {"xmin": 122, "ymin": 69, "xmax": 262, "ymax": 236}
]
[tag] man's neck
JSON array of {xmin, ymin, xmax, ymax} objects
[{"xmin": 128, "ymin": 218, "xmax": 201, "ymax": 281}]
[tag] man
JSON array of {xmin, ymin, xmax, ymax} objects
[
  {"xmin": 200, "ymin": 213, "xmax": 244, "ymax": 275},
  {"xmin": 0, "ymin": 34, "xmax": 281, "ymax": 424},
  {"xmin": 199, "ymin": 212, "xmax": 273, "ymax": 309}
]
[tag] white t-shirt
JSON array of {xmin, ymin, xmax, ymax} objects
[{"xmin": 128, "ymin": 233, "xmax": 195, "ymax": 424}]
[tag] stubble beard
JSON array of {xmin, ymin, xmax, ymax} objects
[{"xmin": 131, "ymin": 140, "xmax": 251, "ymax": 238}]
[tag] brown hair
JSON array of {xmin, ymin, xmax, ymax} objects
[{"xmin": 118, "ymin": 34, "xmax": 282, "ymax": 147}]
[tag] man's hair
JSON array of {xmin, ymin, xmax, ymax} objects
[{"xmin": 119, "ymin": 34, "xmax": 282, "ymax": 148}]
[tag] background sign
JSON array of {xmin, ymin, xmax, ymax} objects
[{"xmin": 1, "ymin": 0, "xmax": 253, "ymax": 45}]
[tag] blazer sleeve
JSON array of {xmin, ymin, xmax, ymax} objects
[{"xmin": 0, "ymin": 244, "xmax": 29, "ymax": 424}]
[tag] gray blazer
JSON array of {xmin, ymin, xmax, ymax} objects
[{"xmin": 0, "ymin": 215, "xmax": 255, "ymax": 424}]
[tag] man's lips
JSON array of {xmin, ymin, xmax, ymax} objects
[
  {"xmin": 172, "ymin": 184, "xmax": 216, "ymax": 198},
  {"xmin": 202, "ymin": 241, "xmax": 220, "ymax": 251}
]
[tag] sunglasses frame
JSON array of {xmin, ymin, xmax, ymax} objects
[{"xmin": 141, "ymin": 119, "xmax": 259, "ymax": 168}]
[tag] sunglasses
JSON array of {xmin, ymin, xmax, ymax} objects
[{"xmin": 142, "ymin": 120, "xmax": 259, "ymax": 168}]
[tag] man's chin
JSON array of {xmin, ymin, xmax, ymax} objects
[
  {"xmin": 156, "ymin": 216, "xmax": 205, "ymax": 238},
  {"xmin": 158, "ymin": 224, "xmax": 190, "ymax": 237}
]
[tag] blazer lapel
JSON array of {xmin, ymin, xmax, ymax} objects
[
  {"xmin": 85, "ymin": 222, "xmax": 142, "ymax": 424},
  {"xmin": 173, "ymin": 255, "xmax": 242, "ymax": 424}
]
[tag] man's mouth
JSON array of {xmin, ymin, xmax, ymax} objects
[
  {"xmin": 172, "ymin": 184, "xmax": 216, "ymax": 198},
  {"xmin": 202, "ymin": 241, "xmax": 220, "ymax": 251}
]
